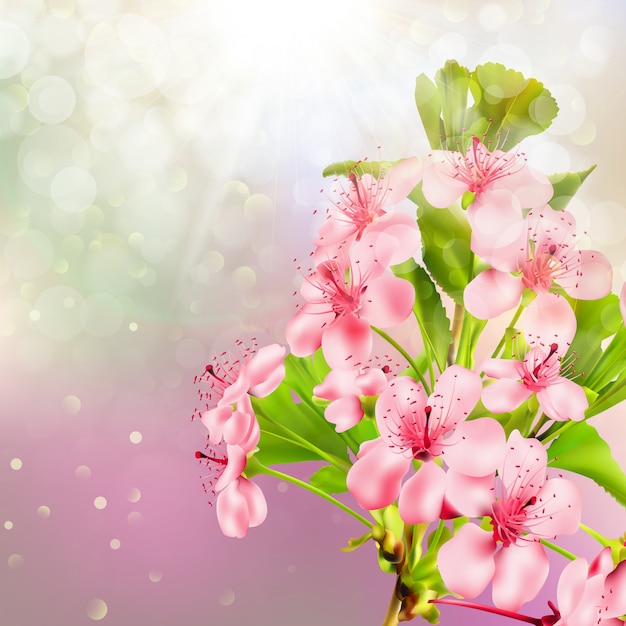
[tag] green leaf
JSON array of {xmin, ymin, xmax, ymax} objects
[
  {"xmin": 548, "ymin": 166, "xmax": 596, "ymax": 211},
  {"xmin": 583, "ymin": 325, "xmax": 626, "ymax": 392},
  {"xmin": 566, "ymin": 293, "xmax": 622, "ymax": 390},
  {"xmin": 466, "ymin": 62, "xmax": 559, "ymax": 146},
  {"xmin": 322, "ymin": 159, "xmax": 394, "ymax": 179},
  {"xmin": 586, "ymin": 368, "xmax": 626, "ymax": 419},
  {"xmin": 415, "ymin": 72, "xmax": 443, "ymax": 149},
  {"xmin": 341, "ymin": 531, "xmax": 372, "ymax": 553},
  {"xmin": 309, "ymin": 464, "xmax": 348, "ymax": 494},
  {"xmin": 548, "ymin": 421, "xmax": 626, "ymax": 508},
  {"xmin": 392, "ymin": 258, "xmax": 452, "ymax": 371},
  {"xmin": 409, "ymin": 182, "xmax": 473, "ymax": 305},
  {"xmin": 435, "ymin": 60, "xmax": 471, "ymax": 144}
]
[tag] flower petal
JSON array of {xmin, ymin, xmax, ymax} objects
[
  {"xmin": 564, "ymin": 249, "xmax": 613, "ymax": 300},
  {"xmin": 537, "ymin": 378, "xmax": 588, "ymax": 422},
  {"xmin": 523, "ymin": 292, "xmax": 577, "ymax": 348},
  {"xmin": 201, "ymin": 405, "xmax": 233, "ymax": 445},
  {"xmin": 437, "ymin": 523, "xmax": 496, "ymax": 599},
  {"xmin": 285, "ymin": 304, "xmax": 335, "ymax": 357},
  {"xmin": 464, "ymin": 270, "xmax": 523, "ymax": 319},
  {"xmin": 526, "ymin": 477, "xmax": 582, "ymax": 539},
  {"xmin": 482, "ymin": 379, "xmax": 533, "ymax": 414},
  {"xmin": 492, "ymin": 542, "xmax": 549, "ymax": 611},
  {"xmin": 346, "ymin": 438, "xmax": 410, "ymax": 511},
  {"xmin": 214, "ymin": 444, "xmax": 246, "ymax": 492},
  {"xmin": 398, "ymin": 461, "xmax": 447, "ymax": 524},
  {"xmin": 322, "ymin": 313, "xmax": 372, "ymax": 369},
  {"xmin": 246, "ymin": 343, "xmax": 286, "ymax": 397},
  {"xmin": 443, "ymin": 417, "xmax": 506, "ymax": 477},
  {"xmin": 445, "ymin": 470, "xmax": 495, "ymax": 517},
  {"xmin": 236, "ymin": 476, "xmax": 267, "ymax": 529},
  {"xmin": 384, "ymin": 156, "xmax": 423, "ymax": 205},
  {"xmin": 556, "ymin": 557, "xmax": 589, "ymax": 618},
  {"xmin": 360, "ymin": 274, "xmax": 415, "ymax": 328},
  {"xmin": 325, "ymin": 396, "xmax": 363, "ymax": 432},
  {"xmin": 216, "ymin": 477, "xmax": 266, "ymax": 538}
]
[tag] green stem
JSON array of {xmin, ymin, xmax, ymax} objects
[
  {"xmin": 579, "ymin": 522, "xmax": 611, "ymax": 546},
  {"xmin": 252, "ymin": 400, "xmax": 351, "ymax": 470},
  {"xmin": 448, "ymin": 303, "xmax": 464, "ymax": 367},
  {"xmin": 382, "ymin": 580, "xmax": 401, "ymax": 626},
  {"xmin": 540, "ymin": 419, "xmax": 576, "ymax": 446},
  {"xmin": 490, "ymin": 303, "xmax": 525, "ymax": 359},
  {"xmin": 428, "ymin": 519, "xmax": 445, "ymax": 551},
  {"xmin": 541, "ymin": 539, "xmax": 577, "ymax": 561},
  {"xmin": 372, "ymin": 326, "xmax": 430, "ymax": 393},
  {"xmin": 258, "ymin": 465, "xmax": 373, "ymax": 528}
]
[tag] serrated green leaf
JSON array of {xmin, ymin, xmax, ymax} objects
[
  {"xmin": 466, "ymin": 62, "xmax": 559, "ymax": 146},
  {"xmin": 415, "ymin": 72, "xmax": 443, "ymax": 149},
  {"xmin": 309, "ymin": 464, "xmax": 348, "ymax": 494},
  {"xmin": 391, "ymin": 258, "xmax": 452, "ymax": 371},
  {"xmin": 548, "ymin": 166, "xmax": 596, "ymax": 211},
  {"xmin": 409, "ymin": 183, "xmax": 472, "ymax": 305},
  {"xmin": 341, "ymin": 531, "xmax": 372, "ymax": 553},
  {"xmin": 548, "ymin": 421, "xmax": 626, "ymax": 508}
]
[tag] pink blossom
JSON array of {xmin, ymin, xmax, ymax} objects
[
  {"xmin": 464, "ymin": 207, "xmax": 612, "ymax": 346},
  {"xmin": 481, "ymin": 342, "xmax": 588, "ymax": 422},
  {"xmin": 541, "ymin": 547, "xmax": 626, "ymax": 626},
  {"xmin": 286, "ymin": 234, "xmax": 415, "ymax": 369},
  {"xmin": 314, "ymin": 157, "xmax": 422, "ymax": 265},
  {"xmin": 346, "ymin": 365, "xmax": 505, "ymax": 524},
  {"xmin": 313, "ymin": 366, "xmax": 388, "ymax": 432},
  {"xmin": 195, "ymin": 342, "xmax": 286, "ymax": 445},
  {"xmin": 195, "ymin": 440, "xmax": 267, "ymax": 538},
  {"xmin": 438, "ymin": 430, "xmax": 582, "ymax": 612}
]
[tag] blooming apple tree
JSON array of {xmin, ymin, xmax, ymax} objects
[{"xmin": 191, "ymin": 61, "xmax": 626, "ymax": 625}]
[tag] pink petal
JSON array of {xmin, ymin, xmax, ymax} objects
[
  {"xmin": 201, "ymin": 405, "xmax": 233, "ymax": 445},
  {"xmin": 564, "ymin": 249, "xmax": 613, "ymax": 300},
  {"xmin": 360, "ymin": 274, "xmax": 415, "ymax": 327},
  {"xmin": 490, "ymin": 165, "xmax": 553, "ymax": 209},
  {"xmin": 589, "ymin": 546, "xmax": 614, "ymax": 578},
  {"xmin": 499, "ymin": 431, "xmax": 547, "ymax": 501},
  {"xmin": 398, "ymin": 461, "xmax": 447, "ymax": 524},
  {"xmin": 219, "ymin": 374, "xmax": 249, "ymax": 406},
  {"xmin": 366, "ymin": 211, "xmax": 421, "ymax": 265},
  {"xmin": 481, "ymin": 357, "xmax": 525, "ymax": 380},
  {"xmin": 346, "ymin": 438, "xmax": 410, "ymax": 511},
  {"xmin": 285, "ymin": 304, "xmax": 335, "ymax": 357},
  {"xmin": 383, "ymin": 156, "xmax": 423, "ymax": 205},
  {"xmin": 482, "ymin": 378, "xmax": 533, "ymax": 414},
  {"xmin": 537, "ymin": 378, "xmax": 588, "ymax": 422},
  {"xmin": 313, "ymin": 368, "xmax": 359, "ymax": 401},
  {"xmin": 223, "ymin": 408, "xmax": 260, "ymax": 451},
  {"xmin": 556, "ymin": 557, "xmax": 589, "ymax": 618},
  {"xmin": 214, "ymin": 444, "xmax": 246, "ymax": 492},
  {"xmin": 464, "ymin": 270, "xmax": 523, "ymax": 319},
  {"xmin": 376, "ymin": 376, "xmax": 427, "ymax": 440},
  {"xmin": 325, "ymin": 396, "xmax": 363, "ymax": 432},
  {"xmin": 443, "ymin": 417, "xmax": 506, "ymax": 477},
  {"xmin": 525, "ymin": 477, "xmax": 582, "ymax": 538},
  {"xmin": 246, "ymin": 343, "xmax": 286, "ymax": 397},
  {"xmin": 569, "ymin": 574, "xmax": 609, "ymax": 626},
  {"xmin": 492, "ymin": 542, "xmax": 549, "ymax": 611},
  {"xmin": 523, "ymin": 292, "xmax": 576, "ymax": 348},
  {"xmin": 216, "ymin": 477, "xmax": 266, "ymax": 538},
  {"xmin": 437, "ymin": 523, "xmax": 496, "ymax": 598},
  {"xmin": 322, "ymin": 313, "xmax": 372, "ymax": 369},
  {"xmin": 355, "ymin": 368, "xmax": 388, "ymax": 395},
  {"xmin": 445, "ymin": 470, "xmax": 495, "ymax": 517},
  {"xmin": 604, "ymin": 560, "xmax": 626, "ymax": 618},
  {"xmin": 421, "ymin": 155, "xmax": 469, "ymax": 208}
]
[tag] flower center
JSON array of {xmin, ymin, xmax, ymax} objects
[
  {"xmin": 520, "ymin": 343, "xmax": 560, "ymax": 390},
  {"xmin": 195, "ymin": 441, "xmax": 229, "ymax": 505}
]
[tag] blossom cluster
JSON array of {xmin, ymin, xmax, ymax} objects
[{"xmin": 191, "ymin": 62, "xmax": 626, "ymax": 625}]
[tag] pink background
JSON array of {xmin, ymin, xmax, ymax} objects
[{"xmin": 1, "ymin": 1, "xmax": 625, "ymax": 624}]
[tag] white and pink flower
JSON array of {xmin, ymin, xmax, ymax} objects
[
  {"xmin": 438, "ymin": 430, "xmax": 582, "ymax": 612},
  {"xmin": 346, "ymin": 365, "xmax": 505, "ymax": 524},
  {"xmin": 481, "ymin": 342, "xmax": 588, "ymax": 422}
]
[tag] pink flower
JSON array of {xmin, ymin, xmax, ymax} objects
[
  {"xmin": 438, "ymin": 430, "xmax": 582, "ymax": 612},
  {"xmin": 195, "ymin": 342, "xmax": 286, "ymax": 445},
  {"xmin": 313, "ymin": 365, "xmax": 388, "ymax": 432},
  {"xmin": 422, "ymin": 137, "xmax": 552, "ymax": 256},
  {"xmin": 195, "ymin": 439, "xmax": 267, "ymax": 538},
  {"xmin": 314, "ymin": 157, "xmax": 422, "ymax": 265},
  {"xmin": 286, "ymin": 234, "xmax": 415, "ymax": 369},
  {"xmin": 481, "ymin": 342, "xmax": 588, "ymax": 422},
  {"xmin": 541, "ymin": 547, "xmax": 626, "ymax": 626},
  {"xmin": 464, "ymin": 207, "xmax": 612, "ymax": 346},
  {"xmin": 346, "ymin": 365, "xmax": 505, "ymax": 524}
]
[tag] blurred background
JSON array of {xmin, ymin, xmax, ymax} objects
[{"xmin": 1, "ymin": 0, "xmax": 625, "ymax": 624}]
